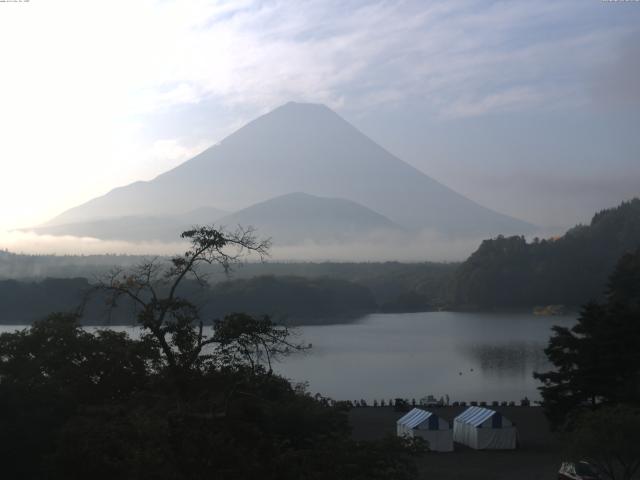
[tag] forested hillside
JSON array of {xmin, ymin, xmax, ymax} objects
[
  {"xmin": 451, "ymin": 199, "xmax": 640, "ymax": 309},
  {"xmin": 0, "ymin": 255, "xmax": 457, "ymax": 324},
  {"xmin": 0, "ymin": 276, "xmax": 378, "ymax": 325},
  {"xmin": 206, "ymin": 276, "xmax": 375, "ymax": 322}
]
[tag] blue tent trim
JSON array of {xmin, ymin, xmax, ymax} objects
[
  {"xmin": 492, "ymin": 412, "xmax": 502, "ymax": 428},
  {"xmin": 455, "ymin": 406, "xmax": 508, "ymax": 428},
  {"xmin": 397, "ymin": 408, "xmax": 447, "ymax": 431}
]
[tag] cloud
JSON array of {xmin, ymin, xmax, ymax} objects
[
  {"xmin": 0, "ymin": 0, "xmax": 637, "ymax": 233},
  {"xmin": 445, "ymin": 168, "xmax": 640, "ymax": 229},
  {"xmin": 441, "ymin": 86, "xmax": 547, "ymax": 118},
  {"xmin": 590, "ymin": 31, "xmax": 640, "ymax": 109},
  {"xmin": 135, "ymin": 0, "xmax": 627, "ymax": 117},
  {"xmin": 0, "ymin": 231, "xmax": 188, "ymax": 257},
  {"xmin": 0, "ymin": 228, "xmax": 482, "ymax": 262},
  {"xmin": 2, "ymin": 0, "xmax": 622, "ymax": 118},
  {"xmin": 268, "ymin": 229, "xmax": 482, "ymax": 262}
]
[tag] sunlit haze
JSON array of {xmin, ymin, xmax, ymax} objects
[{"xmin": 1, "ymin": 0, "xmax": 638, "ymax": 243}]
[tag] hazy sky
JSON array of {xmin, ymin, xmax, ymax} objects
[{"xmin": 1, "ymin": 0, "xmax": 638, "ymax": 233}]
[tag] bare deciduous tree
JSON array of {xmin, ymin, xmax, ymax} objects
[{"xmin": 97, "ymin": 225, "xmax": 272, "ymax": 375}]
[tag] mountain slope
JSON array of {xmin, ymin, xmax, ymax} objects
[
  {"xmin": 31, "ymin": 206, "xmax": 226, "ymax": 242},
  {"xmin": 47, "ymin": 102, "xmax": 533, "ymax": 237},
  {"xmin": 450, "ymin": 198, "xmax": 640, "ymax": 308},
  {"xmin": 218, "ymin": 192, "xmax": 402, "ymax": 245}
]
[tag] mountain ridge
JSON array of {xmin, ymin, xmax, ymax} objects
[
  {"xmin": 45, "ymin": 102, "xmax": 534, "ymax": 238},
  {"xmin": 217, "ymin": 192, "xmax": 403, "ymax": 245}
]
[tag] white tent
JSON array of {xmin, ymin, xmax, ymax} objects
[
  {"xmin": 396, "ymin": 408, "xmax": 453, "ymax": 452},
  {"xmin": 453, "ymin": 406, "xmax": 517, "ymax": 450}
]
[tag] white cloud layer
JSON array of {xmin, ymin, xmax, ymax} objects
[{"xmin": 0, "ymin": 228, "xmax": 481, "ymax": 262}]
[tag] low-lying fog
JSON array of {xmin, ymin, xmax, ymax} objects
[{"xmin": 0, "ymin": 227, "xmax": 560, "ymax": 263}]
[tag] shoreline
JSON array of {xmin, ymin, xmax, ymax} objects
[{"xmin": 0, "ymin": 305, "xmax": 578, "ymax": 328}]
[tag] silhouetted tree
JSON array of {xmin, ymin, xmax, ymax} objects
[
  {"xmin": 535, "ymin": 249, "xmax": 640, "ymax": 428},
  {"xmin": 0, "ymin": 226, "xmax": 424, "ymax": 479},
  {"xmin": 213, "ymin": 312, "xmax": 306, "ymax": 374},
  {"xmin": 0, "ymin": 313, "xmax": 159, "ymax": 479},
  {"xmin": 96, "ymin": 226, "xmax": 270, "ymax": 376}
]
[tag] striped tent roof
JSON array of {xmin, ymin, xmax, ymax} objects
[
  {"xmin": 397, "ymin": 408, "xmax": 434, "ymax": 429},
  {"xmin": 454, "ymin": 406, "xmax": 498, "ymax": 427}
]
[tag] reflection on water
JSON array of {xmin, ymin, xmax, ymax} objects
[
  {"xmin": 459, "ymin": 342, "xmax": 550, "ymax": 379},
  {"xmin": 274, "ymin": 311, "xmax": 575, "ymax": 403},
  {"xmin": 0, "ymin": 311, "xmax": 575, "ymax": 403}
]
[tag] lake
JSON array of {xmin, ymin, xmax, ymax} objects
[
  {"xmin": 276, "ymin": 311, "xmax": 575, "ymax": 403},
  {"xmin": 0, "ymin": 311, "xmax": 575, "ymax": 403}
]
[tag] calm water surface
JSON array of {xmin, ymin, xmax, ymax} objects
[
  {"xmin": 275, "ymin": 312, "xmax": 576, "ymax": 403},
  {"xmin": 0, "ymin": 311, "xmax": 575, "ymax": 403}
]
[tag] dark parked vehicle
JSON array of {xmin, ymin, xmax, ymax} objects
[{"xmin": 558, "ymin": 461, "xmax": 600, "ymax": 480}]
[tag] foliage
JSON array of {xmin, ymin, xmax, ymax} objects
[
  {"xmin": 452, "ymin": 198, "xmax": 640, "ymax": 308},
  {"xmin": 0, "ymin": 313, "xmax": 159, "ymax": 479},
  {"xmin": 0, "ymin": 226, "xmax": 423, "ymax": 479},
  {"xmin": 567, "ymin": 405, "xmax": 640, "ymax": 480},
  {"xmin": 212, "ymin": 312, "xmax": 306, "ymax": 373},
  {"xmin": 208, "ymin": 274, "xmax": 376, "ymax": 321},
  {"xmin": 0, "ymin": 277, "xmax": 92, "ymax": 323},
  {"xmin": 0, "ymin": 313, "xmax": 421, "ymax": 479},
  {"xmin": 0, "ymin": 248, "xmax": 458, "ymax": 324},
  {"xmin": 534, "ymin": 249, "xmax": 640, "ymax": 428},
  {"xmin": 0, "ymin": 275, "xmax": 379, "ymax": 325},
  {"xmin": 97, "ymin": 225, "xmax": 271, "ymax": 376}
]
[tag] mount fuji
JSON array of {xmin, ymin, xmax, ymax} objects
[{"xmin": 39, "ymin": 102, "xmax": 533, "ymax": 244}]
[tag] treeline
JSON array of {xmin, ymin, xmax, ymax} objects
[
  {"xmin": 0, "ymin": 275, "xmax": 396, "ymax": 326},
  {"xmin": 0, "ymin": 278, "xmax": 93, "ymax": 324},
  {"xmin": 0, "ymin": 250, "xmax": 457, "ymax": 294},
  {"xmin": 451, "ymin": 199, "xmax": 640, "ymax": 309},
  {"xmin": 0, "ymin": 250, "xmax": 146, "ymax": 279},
  {"xmin": 0, "ymin": 261, "xmax": 457, "ymax": 325},
  {"xmin": 207, "ymin": 276, "xmax": 375, "ymax": 323}
]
